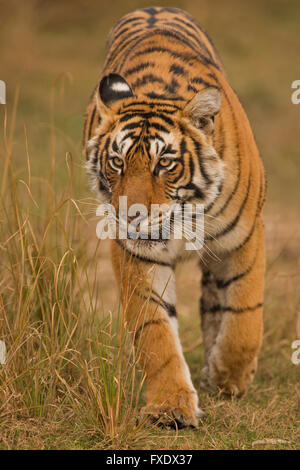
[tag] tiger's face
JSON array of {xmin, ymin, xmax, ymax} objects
[{"xmin": 86, "ymin": 74, "xmax": 224, "ymax": 251}]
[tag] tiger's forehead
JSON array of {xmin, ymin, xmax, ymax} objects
[
  {"xmin": 115, "ymin": 128, "xmax": 176, "ymax": 157},
  {"xmin": 112, "ymin": 99, "xmax": 181, "ymax": 157}
]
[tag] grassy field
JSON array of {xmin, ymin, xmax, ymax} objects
[{"xmin": 0, "ymin": 0, "xmax": 299, "ymax": 450}]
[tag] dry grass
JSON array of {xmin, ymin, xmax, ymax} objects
[
  {"xmin": 0, "ymin": 0, "xmax": 299, "ymax": 450},
  {"xmin": 0, "ymin": 96, "xmax": 150, "ymax": 449}
]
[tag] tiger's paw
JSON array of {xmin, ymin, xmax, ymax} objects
[
  {"xmin": 137, "ymin": 404, "xmax": 205, "ymax": 429},
  {"xmin": 207, "ymin": 349, "xmax": 257, "ymax": 397}
]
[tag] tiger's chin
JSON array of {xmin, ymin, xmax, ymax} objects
[
  {"xmin": 125, "ymin": 237, "xmax": 167, "ymax": 255},
  {"xmin": 120, "ymin": 236, "xmax": 183, "ymax": 265}
]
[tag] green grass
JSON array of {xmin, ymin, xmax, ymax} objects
[{"xmin": 0, "ymin": 0, "xmax": 299, "ymax": 450}]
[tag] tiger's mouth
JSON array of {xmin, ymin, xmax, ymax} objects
[
  {"xmin": 127, "ymin": 232, "xmax": 167, "ymax": 241},
  {"xmin": 115, "ymin": 209, "xmax": 175, "ymax": 244},
  {"xmin": 119, "ymin": 222, "xmax": 172, "ymax": 244},
  {"xmin": 96, "ymin": 199, "xmax": 205, "ymax": 253}
]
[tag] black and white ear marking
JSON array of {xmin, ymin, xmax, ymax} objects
[{"xmin": 99, "ymin": 73, "xmax": 134, "ymax": 107}]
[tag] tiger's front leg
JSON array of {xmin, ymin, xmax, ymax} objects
[
  {"xmin": 111, "ymin": 240, "xmax": 202, "ymax": 428},
  {"xmin": 201, "ymin": 218, "xmax": 265, "ymax": 396}
]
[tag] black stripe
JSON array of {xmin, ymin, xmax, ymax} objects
[
  {"xmin": 112, "ymin": 139, "xmax": 118, "ymax": 153},
  {"xmin": 201, "ymin": 270, "xmax": 212, "ymax": 286},
  {"xmin": 202, "ymin": 302, "xmax": 263, "ymax": 314},
  {"xmin": 176, "ymin": 11, "xmax": 219, "ymax": 58},
  {"xmin": 119, "ymin": 111, "xmax": 174, "ymax": 126},
  {"xmin": 187, "ymin": 84, "xmax": 198, "ymax": 94},
  {"xmin": 145, "ymin": 6, "xmax": 158, "ymax": 28},
  {"xmin": 191, "ymin": 76, "xmax": 213, "ymax": 88},
  {"xmin": 135, "ymin": 286, "xmax": 176, "ymax": 316},
  {"xmin": 145, "ymin": 29, "xmax": 219, "ymax": 69},
  {"xmin": 113, "ymin": 16, "xmax": 145, "ymax": 31},
  {"xmin": 119, "ymin": 131, "xmax": 137, "ymax": 145},
  {"xmin": 173, "ymin": 16, "xmax": 218, "ymax": 60},
  {"xmin": 134, "ymin": 319, "xmax": 166, "ymax": 342},
  {"xmin": 164, "ymin": 302, "xmax": 177, "ymax": 317},
  {"xmin": 164, "ymin": 144, "xmax": 176, "ymax": 154},
  {"xmin": 148, "ymin": 294, "xmax": 177, "ymax": 318},
  {"xmin": 172, "ymin": 162, "xmax": 185, "ymax": 185},
  {"xmin": 145, "ymin": 92, "xmax": 185, "ymax": 101},
  {"xmin": 163, "ymin": 21, "xmax": 204, "ymax": 49},
  {"xmin": 134, "ymin": 46, "xmax": 198, "ymax": 63},
  {"xmin": 191, "ymin": 138, "xmax": 212, "ymax": 185},
  {"xmin": 205, "ymin": 182, "xmax": 223, "ymax": 213},
  {"xmin": 121, "ymin": 100, "xmax": 181, "ymax": 110},
  {"xmin": 170, "ymin": 63, "xmax": 186, "ymax": 76},
  {"xmin": 143, "ymin": 6, "xmax": 158, "ymax": 15},
  {"xmin": 171, "ymin": 15, "xmax": 202, "ymax": 35},
  {"xmin": 217, "ymin": 114, "xmax": 225, "ymax": 160},
  {"xmin": 180, "ymin": 182, "xmax": 205, "ymax": 200},
  {"xmin": 207, "ymin": 175, "xmax": 251, "ymax": 241},
  {"xmin": 88, "ymin": 105, "xmax": 96, "ymax": 140},
  {"xmin": 216, "ymin": 250, "xmax": 258, "ymax": 289},
  {"xmin": 153, "ymin": 133, "xmax": 167, "ymax": 143},
  {"xmin": 113, "ymin": 26, "xmax": 130, "ymax": 42},
  {"xmin": 231, "ymin": 216, "xmax": 257, "ymax": 253},
  {"xmin": 164, "ymin": 19, "xmax": 215, "ymax": 60},
  {"xmin": 229, "ymin": 172, "xmax": 264, "ymax": 254},
  {"xmin": 124, "ymin": 61, "xmax": 155, "ymax": 76},
  {"xmin": 119, "ymin": 107, "xmax": 178, "ymax": 116},
  {"xmin": 107, "ymin": 29, "xmax": 146, "ymax": 66},
  {"xmin": 179, "ymin": 138, "xmax": 187, "ymax": 158},
  {"xmin": 148, "ymin": 122, "xmax": 170, "ymax": 133},
  {"xmin": 211, "ymin": 88, "xmax": 242, "ymax": 218},
  {"xmin": 121, "ymin": 121, "xmax": 143, "ymax": 132},
  {"xmin": 147, "ymin": 356, "xmax": 175, "ymax": 380},
  {"xmin": 114, "ymin": 238, "xmax": 172, "ymax": 267},
  {"xmin": 132, "ymin": 73, "xmax": 165, "ymax": 89},
  {"xmin": 164, "ymin": 78, "xmax": 179, "ymax": 94}
]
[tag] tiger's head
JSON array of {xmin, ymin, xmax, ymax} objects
[{"xmin": 86, "ymin": 73, "xmax": 224, "ymax": 252}]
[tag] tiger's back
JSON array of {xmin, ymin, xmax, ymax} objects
[{"xmin": 84, "ymin": 7, "xmax": 224, "ymax": 138}]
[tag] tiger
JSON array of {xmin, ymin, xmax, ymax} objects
[{"xmin": 83, "ymin": 6, "xmax": 266, "ymax": 428}]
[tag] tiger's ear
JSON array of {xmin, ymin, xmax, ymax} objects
[
  {"xmin": 98, "ymin": 73, "xmax": 134, "ymax": 108},
  {"xmin": 183, "ymin": 87, "xmax": 222, "ymax": 132}
]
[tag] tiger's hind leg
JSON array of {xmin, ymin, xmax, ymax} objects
[
  {"xmin": 200, "ymin": 269, "xmax": 223, "ymax": 389},
  {"xmin": 201, "ymin": 219, "xmax": 265, "ymax": 397}
]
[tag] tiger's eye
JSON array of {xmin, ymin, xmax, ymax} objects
[
  {"xmin": 159, "ymin": 157, "xmax": 172, "ymax": 167},
  {"xmin": 114, "ymin": 157, "xmax": 123, "ymax": 166},
  {"xmin": 112, "ymin": 157, "xmax": 123, "ymax": 167}
]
